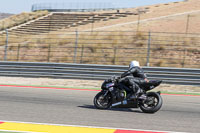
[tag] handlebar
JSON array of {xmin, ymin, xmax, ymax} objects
[{"xmin": 109, "ymin": 75, "xmax": 121, "ymax": 83}]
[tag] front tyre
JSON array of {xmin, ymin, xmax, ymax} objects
[
  {"xmin": 139, "ymin": 92, "xmax": 162, "ymax": 113},
  {"xmin": 93, "ymin": 91, "xmax": 112, "ymax": 109}
]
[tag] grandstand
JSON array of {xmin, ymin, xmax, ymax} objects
[
  {"xmin": 1, "ymin": 1, "xmax": 192, "ymax": 35},
  {"xmin": 8, "ymin": 11, "xmax": 142, "ymax": 35},
  {"xmin": 0, "ymin": 2, "xmax": 147, "ymax": 35}
]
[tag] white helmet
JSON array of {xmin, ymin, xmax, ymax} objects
[{"xmin": 129, "ymin": 60, "xmax": 140, "ymax": 69}]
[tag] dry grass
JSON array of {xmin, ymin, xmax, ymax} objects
[
  {"xmin": 62, "ymin": 0, "xmax": 200, "ymax": 33},
  {"xmin": 1, "ymin": 30, "xmax": 200, "ymax": 68},
  {"xmin": 0, "ymin": 11, "xmax": 49, "ymax": 31}
]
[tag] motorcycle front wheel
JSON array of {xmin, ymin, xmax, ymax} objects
[
  {"xmin": 93, "ymin": 91, "xmax": 112, "ymax": 109},
  {"xmin": 139, "ymin": 92, "xmax": 162, "ymax": 113}
]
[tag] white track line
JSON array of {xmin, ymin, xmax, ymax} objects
[{"xmin": 0, "ymin": 129, "xmax": 44, "ymax": 133}]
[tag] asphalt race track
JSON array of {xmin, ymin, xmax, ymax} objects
[{"xmin": 0, "ymin": 86, "xmax": 199, "ymax": 133}]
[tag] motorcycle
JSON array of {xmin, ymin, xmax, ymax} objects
[{"xmin": 93, "ymin": 76, "xmax": 163, "ymax": 113}]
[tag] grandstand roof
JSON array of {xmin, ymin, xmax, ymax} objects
[{"xmin": 32, "ymin": 3, "xmax": 117, "ymax": 12}]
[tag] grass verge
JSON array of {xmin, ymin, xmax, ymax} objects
[
  {"xmin": 0, "ymin": 84, "xmax": 200, "ymax": 96},
  {"xmin": 161, "ymin": 91, "xmax": 200, "ymax": 96}
]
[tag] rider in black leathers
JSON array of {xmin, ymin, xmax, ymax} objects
[{"xmin": 120, "ymin": 61, "xmax": 149, "ymax": 99}]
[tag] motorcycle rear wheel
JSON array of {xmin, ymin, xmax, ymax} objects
[
  {"xmin": 93, "ymin": 91, "xmax": 112, "ymax": 109},
  {"xmin": 139, "ymin": 92, "xmax": 162, "ymax": 113}
]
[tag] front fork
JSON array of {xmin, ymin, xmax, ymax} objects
[{"xmin": 103, "ymin": 90, "xmax": 109, "ymax": 97}]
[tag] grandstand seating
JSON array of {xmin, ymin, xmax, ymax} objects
[{"xmin": 5, "ymin": 10, "xmax": 144, "ymax": 35}]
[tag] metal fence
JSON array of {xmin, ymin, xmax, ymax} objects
[
  {"xmin": 32, "ymin": 3, "xmax": 116, "ymax": 12},
  {"xmin": 0, "ymin": 30, "xmax": 200, "ymax": 68},
  {"xmin": 0, "ymin": 61, "xmax": 200, "ymax": 86}
]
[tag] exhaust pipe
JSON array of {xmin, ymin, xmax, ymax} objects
[{"xmin": 111, "ymin": 100, "xmax": 128, "ymax": 107}]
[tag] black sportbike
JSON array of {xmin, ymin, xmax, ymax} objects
[{"xmin": 94, "ymin": 76, "xmax": 163, "ymax": 113}]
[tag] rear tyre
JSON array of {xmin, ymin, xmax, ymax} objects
[
  {"xmin": 93, "ymin": 91, "xmax": 112, "ymax": 109},
  {"xmin": 139, "ymin": 92, "xmax": 162, "ymax": 113}
]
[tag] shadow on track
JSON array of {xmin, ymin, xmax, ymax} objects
[{"xmin": 78, "ymin": 105, "xmax": 143, "ymax": 113}]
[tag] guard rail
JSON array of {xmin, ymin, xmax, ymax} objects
[{"xmin": 0, "ymin": 61, "xmax": 200, "ymax": 86}]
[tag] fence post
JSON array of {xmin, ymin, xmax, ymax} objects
[
  {"xmin": 182, "ymin": 48, "xmax": 186, "ymax": 68},
  {"xmin": 113, "ymin": 47, "xmax": 117, "ymax": 65},
  {"xmin": 80, "ymin": 45, "xmax": 84, "ymax": 63},
  {"xmin": 73, "ymin": 29, "xmax": 78, "ymax": 63},
  {"xmin": 91, "ymin": 13, "xmax": 94, "ymax": 33},
  {"xmin": 17, "ymin": 44, "xmax": 21, "ymax": 61},
  {"xmin": 185, "ymin": 14, "xmax": 190, "ymax": 34},
  {"xmin": 4, "ymin": 29, "xmax": 8, "ymax": 61},
  {"xmin": 47, "ymin": 43, "xmax": 51, "ymax": 62},
  {"xmin": 146, "ymin": 31, "xmax": 151, "ymax": 67}
]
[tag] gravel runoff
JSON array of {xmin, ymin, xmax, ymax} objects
[{"xmin": 0, "ymin": 76, "xmax": 199, "ymax": 94}]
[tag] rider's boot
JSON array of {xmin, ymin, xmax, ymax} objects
[
  {"xmin": 134, "ymin": 85, "xmax": 141, "ymax": 97},
  {"xmin": 135, "ymin": 88, "xmax": 147, "ymax": 100},
  {"xmin": 135, "ymin": 87, "xmax": 146, "ymax": 100}
]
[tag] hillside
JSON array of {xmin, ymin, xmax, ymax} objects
[
  {"xmin": 64, "ymin": 0, "xmax": 200, "ymax": 33},
  {"xmin": 0, "ymin": 0, "xmax": 200, "ymax": 68},
  {"xmin": 0, "ymin": 11, "xmax": 48, "ymax": 31},
  {"xmin": 1, "ymin": 0, "xmax": 200, "ymax": 34}
]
